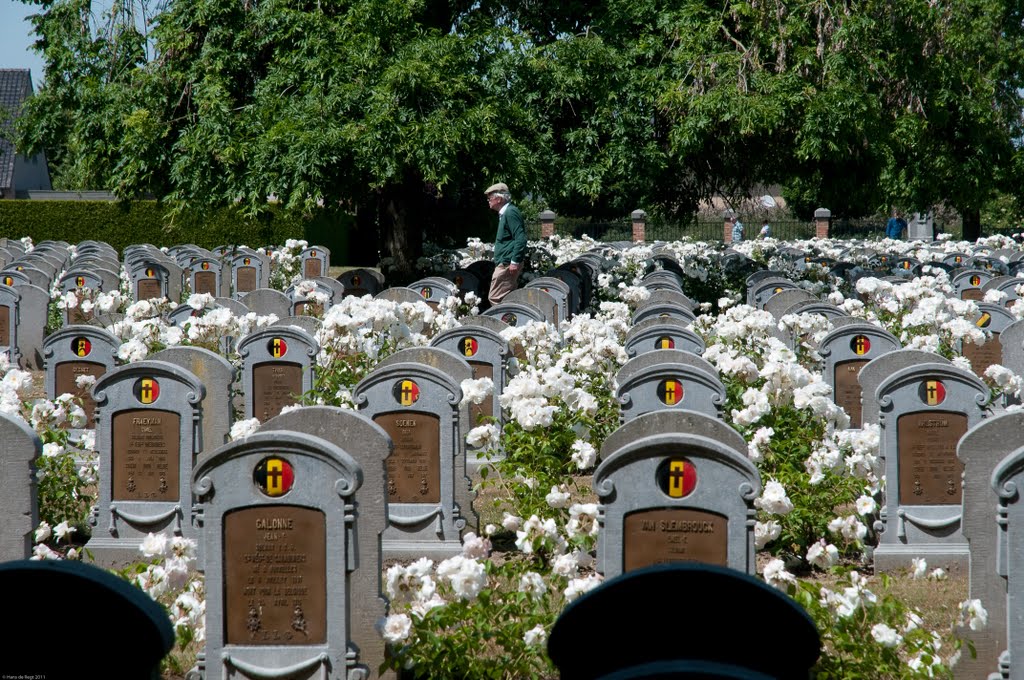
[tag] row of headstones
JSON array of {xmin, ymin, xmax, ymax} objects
[{"xmin": 740, "ymin": 259, "xmax": 1024, "ymax": 679}]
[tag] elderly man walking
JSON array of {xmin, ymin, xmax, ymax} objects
[{"xmin": 485, "ymin": 182, "xmax": 528, "ymax": 306}]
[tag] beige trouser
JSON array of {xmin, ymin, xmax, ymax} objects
[{"xmin": 488, "ymin": 264, "xmax": 519, "ymax": 306}]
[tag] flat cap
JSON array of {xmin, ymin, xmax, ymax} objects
[{"xmin": 485, "ymin": 182, "xmax": 509, "ymax": 195}]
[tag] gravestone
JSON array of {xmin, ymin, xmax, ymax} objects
[
  {"xmin": 230, "ymin": 251, "xmax": 268, "ymax": 297},
  {"xmin": 187, "ymin": 257, "xmax": 227, "ymax": 297},
  {"xmin": 953, "ymin": 411, "xmax": 1024, "ymax": 679},
  {"xmin": 630, "ymin": 300, "xmax": 697, "ymax": 326},
  {"xmin": 86, "ymin": 360, "xmax": 205, "ymax": 567},
  {"xmin": 43, "ymin": 325, "xmax": 120, "ymax": 429},
  {"xmin": 961, "ymin": 303, "xmax": 1016, "ymax": 378},
  {"xmin": 0, "ymin": 283, "xmax": 20, "ymax": 368},
  {"xmin": 430, "ymin": 323, "xmax": 510, "ymax": 466},
  {"xmin": 524, "ymin": 277, "xmax": 571, "ymax": 323},
  {"xmin": 241, "ymin": 288, "xmax": 292, "ymax": 319},
  {"xmin": 337, "ymin": 268, "xmax": 384, "ymax": 298},
  {"xmin": 0, "ymin": 269, "xmax": 32, "ymax": 288},
  {"xmin": 818, "ymin": 323, "xmax": 901, "ymax": 428},
  {"xmin": 484, "ymin": 301, "xmax": 547, "ymax": 327},
  {"xmin": 129, "ymin": 261, "xmax": 172, "ymax": 301},
  {"xmin": 859, "ymin": 349, "xmax": 951, "ymax": 426},
  {"xmin": 238, "ymin": 327, "xmax": 319, "ymax": 422},
  {"xmin": 1001, "ymin": 318, "xmax": 1024, "ymax": 380},
  {"xmin": 375, "ymin": 287, "xmax": 425, "ymax": 306},
  {"xmin": 594, "ymin": 410, "xmax": 760, "ymax": 578},
  {"xmin": 271, "ymin": 315, "xmax": 323, "ymax": 337},
  {"xmin": 14, "ymin": 283, "xmax": 50, "ymax": 370},
  {"xmin": 639, "ymin": 271, "xmax": 684, "ymax": 293},
  {"xmin": 190, "ymin": 431, "xmax": 375, "ymax": 680},
  {"xmin": 542, "ymin": 268, "xmax": 582, "ymax": 315},
  {"xmin": 285, "ymin": 280, "xmax": 335, "ymax": 317},
  {"xmin": 262, "ymin": 406, "xmax": 393, "ymax": 678},
  {"xmin": 750, "ymin": 279, "xmax": 800, "ymax": 309},
  {"xmin": 0, "ymin": 412, "xmax": 42, "ymax": 561},
  {"xmin": 873, "ymin": 362, "xmax": 989, "ymax": 573},
  {"xmin": 615, "ymin": 350, "xmax": 725, "ymax": 422},
  {"xmin": 504, "ymin": 288, "xmax": 560, "ymax": 326},
  {"xmin": 763, "ymin": 288, "xmax": 817, "ymax": 321},
  {"xmin": 953, "ymin": 269, "xmax": 992, "ymax": 301},
  {"xmin": 353, "ymin": 347, "xmax": 474, "ymax": 559},
  {"xmin": 299, "ymin": 245, "xmax": 330, "ymax": 278},
  {"xmin": 623, "ymin": 317, "xmax": 707, "ymax": 358},
  {"xmin": 150, "ymin": 346, "xmax": 236, "ymax": 456},
  {"xmin": 408, "ymin": 277, "xmax": 458, "ymax": 309}
]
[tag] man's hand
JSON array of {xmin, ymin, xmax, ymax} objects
[{"xmin": 509, "ymin": 262, "xmax": 521, "ymax": 274}]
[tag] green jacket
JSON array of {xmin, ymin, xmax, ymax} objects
[{"xmin": 493, "ymin": 203, "xmax": 527, "ymax": 265}]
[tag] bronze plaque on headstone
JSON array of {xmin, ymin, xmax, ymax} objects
[
  {"xmin": 236, "ymin": 266, "xmax": 257, "ymax": 292},
  {"xmin": 373, "ymin": 412, "xmax": 441, "ymax": 503},
  {"xmin": 252, "ymin": 362, "xmax": 303, "ymax": 422},
  {"xmin": 897, "ymin": 410, "xmax": 968, "ymax": 505},
  {"xmin": 137, "ymin": 278, "xmax": 162, "ymax": 300},
  {"xmin": 293, "ymin": 301, "xmax": 323, "ymax": 317},
  {"xmin": 961, "ymin": 288, "xmax": 984, "ymax": 301},
  {"xmin": 194, "ymin": 271, "xmax": 217, "ymax": 296},
  {"xmin": 0, "ymin": 305, "xmax": 8, "ymax": 346},
  {"xmin": 962, "ymin": 334, "xmax": 1002, "ymax": 378},
  {"xmin": 623, "ymin": 508, "xmax": 728, "ymax": 572},
  {"xmin": 55, "ymin": 361, "xmax": 106, "ymax": 428},
  {"xmin": 111, "ymin": 409, "xmax": 180, "ymax": 501},
  {"xmin": 303, "ymin": 259, "xmax": 322, "ymax": 278},
  {"xmin": 468, "ymin": 361, "xmax": 494, "ymax": 422},
  {"xmin": 224, "ymin": 505, "xmax": 326, "ymax": 645},
  {"xmin": 834, "ymin": 359, "xmax": 868, "ymax": 428}
]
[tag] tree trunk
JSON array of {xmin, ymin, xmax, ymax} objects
[
  {"xmin": 378, "ymin": 175, "xmax": 425, "ymax": 285},
  {"xmin": 961, "ymin": 207, "xmax": 981, "ymax": 242}
]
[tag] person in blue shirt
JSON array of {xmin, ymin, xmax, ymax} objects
[
  {"xmin": 730, "ymin": 216, "xmax": 745, "ymax": 242},
  {"xmin": 885, "ymin": 210, "xmax": 907, "ymax": 239}
]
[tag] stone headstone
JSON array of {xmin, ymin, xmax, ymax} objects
[
  {"xmin": 953, "ymin": 269, "xmax": 992, "ymax": 302},
  {"xmin": 484, "ymin": 301, "xmax": 547, "ymax": 327},
  {"xmin": 241, "ymin": 288, "xmax": 292, "ymax": 319},
  {"xmin": 187, "ymin": 256, "xmax": 227, "ymax": 297},
  {"xmin": 595, "ymin": 410, "xmax": 759, "ymax": 578},
  {"xmin": 615, "ymin": 350, "xmax": 725, "ymax": 422},
  {"xmin": 337, "ymin": 268, "xmax": 383, "ymax": 298},
  {"xmin": 818, "ymin": 323, "xmax": 901, "ymax": 428},
  {"xmin": 630, "ymin": 299, "xmax": 697, "ymax": 326},
  {"xmin": 962, "ymin": 303, "xmax": 1016, "ymax": 378},
  {"xmin": 375, "ymin": 287, "xmax": 425, "ymax": 306},
  {"xmin": 238, "ymin": 326, "xmax": 318, "ymax": 423},
  {"xmin": 87, "ymin": 360, "xmax": 205, "ymax": 566},
  {"xmin": 129, "ymin": 260, "xmax": 172, "ymax": 302},
  {"xmin": 14, "ymin": 283, "xmax": 50, "ymax": 370},
  {"xmin": 270, "ymin": 315, "xmax": 323, "ymax": 337},
  {"xmin": 524, "ymin": 277, "xmax": 571, "ymax": 322},
  {"xmin": 0, "ymin": 412, "xmax": 42, "ymax": 561},
  {"xmin": 858, "ymin": 349, "xmax": 951, "ymax": 426},
  {"xmin": 504, "ymin": 288, "xmax": 560, "ymax": 326},
  {"xmin": 43, "ymin": 325, "xmax": 120, "ymax": 429},
  {"xmin": 261, "ymin": 406, "xmax": 393, "ymax": 678},
  {"xmin": 150, "ymin": 346, "xmax": 236, "ymax": 456},
  {"xmin": 284, "ymin": 280, "xmax": 335, "ymax": 317},
  {"xmin": 873, "ymin": 362, "xmax": 989, "ymax": 573},
  {"xmin": 953, "ymin": 411, "xmax": 1024, "ymax": 679},
  {"xmin": 1000, "ymin": 318, "xmax": 1024, "ymax": 379},
  {"xmin": 0, "ymin": 283, "xmax": 21, "ymax": 368},
  {"xmin": 408, "ymin": 277, "xmax": 458, "ymax": 309},
  {"xmin": 623, "ymin": 317, "xmax": 706, "ymax": 358},
  {"xmin": 299, "ymin": 245, "xmax": 330, "ymax": 278},
  {"xmin": 230, "ymin": 251, "xmax": 269, "ymax": 297},
  {"xmin": 750, "ymin": 279, "xmax": 800, "ymax": 310},
  {"xmin": 190, "ymin": 431, "xmax": 373, "ymax": 679},
  {"xmin": 353, "ymin": 347, "xmax": 475, "ymax": 559}
]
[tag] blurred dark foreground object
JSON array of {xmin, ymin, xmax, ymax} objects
[
  {"xmin": 548, "ymin": 563, "xmax": 820, "ymax": 680},
  {"xmin": 0, "ymin": 558, "xmax": 175, "ymax": 679}
]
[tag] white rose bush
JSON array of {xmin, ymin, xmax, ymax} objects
[{"xmin": 22, "ymin": 233, "xmax": 1018, "ymax": 677}]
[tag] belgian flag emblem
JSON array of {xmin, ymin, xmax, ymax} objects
[
  {"xmin": 657, "ymin": 379, "xmax": 684, "ymax": 406},
  {"xmin": 71, "ymin": 337, "xmax": 92, "ymax": 357},
  {"xmin": 351, "ymin": 274, "xmax": 361, "ymax": 286},
  {"xmin": 658, "ymin": 458, "xmax": 697, "ymax": 499},
  {"xmin": 267, "ymin": 337, "xmax": 288, "ymax": 358},
  {"xmin": 970, "ymin": 275, "xmax": 982, "ymax": 286},
  {"xmin": 502, "ymin": 313, "xmax": 517, "ymax": 325},
  {"xmin": 461, "ymin": 337, "xmax": 479, "ymax": 357},
  {"xmin": 75, "ymin": 276, "xmax": 86, "ymax": 287},
  {"xmin": 919, "ymin": 380, "xmax": 946, "ymax": 406},
  {"xmin": 421, "ymin": 287, "xmax": 433, "ymax": 299},
  {"xmin": 310, "ymin": 250, "xmax": 317, "ymax": 258},
  {"xmin": 134, "ymin": 377, "xmax": 160, "ymax": 404},
  {"xmin": 253, "ymin": 457, "xmax": 295, "ymax": 497},
  {"xmin": 243, "ymin": 257, "xmax": 252, "ymax": 266},
  {"xmin": 2, "ymin": 276, "xmax": 11, "ymax": 286},
  {"xmin": 145, "ymin": 267, "xmax": 156, "ymax": 278},
  {"xmin": 773, "ymin": 287, "xmax": 783, "ymax": 294},
  {"xmin": 655, "ymin": 336, "xmax": 675, "ymax": 350},
  {"xmin": 201, "ymin": 261, "xmax": 210, "ymax": 270},
  {"xmin": 954, "ymin": 256, "xmax": 963, "ymax": 263},
  {"xmin": 976, "ymin": 312, "xmax": 992, "ymax": 328},
  {"xmin": 454, "ymin": 275, "xmax": 463, "ymax": 286},
  {"xmin": 394, "ymin": 379, "xmax": 420, "ymax": 406},
  {"xmin": 850, "ymin": 335, "xmax": 871, "ymax": 355},
  {"xmin": 901, "ymin": 261, "xmax": 911, "ymax": 270}
]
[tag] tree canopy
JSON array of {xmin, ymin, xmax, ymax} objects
[{"xmin": 16, "ymin": 0, "xmax": 1024, "ymax": 267}]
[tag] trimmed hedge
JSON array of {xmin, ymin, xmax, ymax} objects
[{"xmin": 0, "ymin": 200, "xmax": 350, "ymax": 256}]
